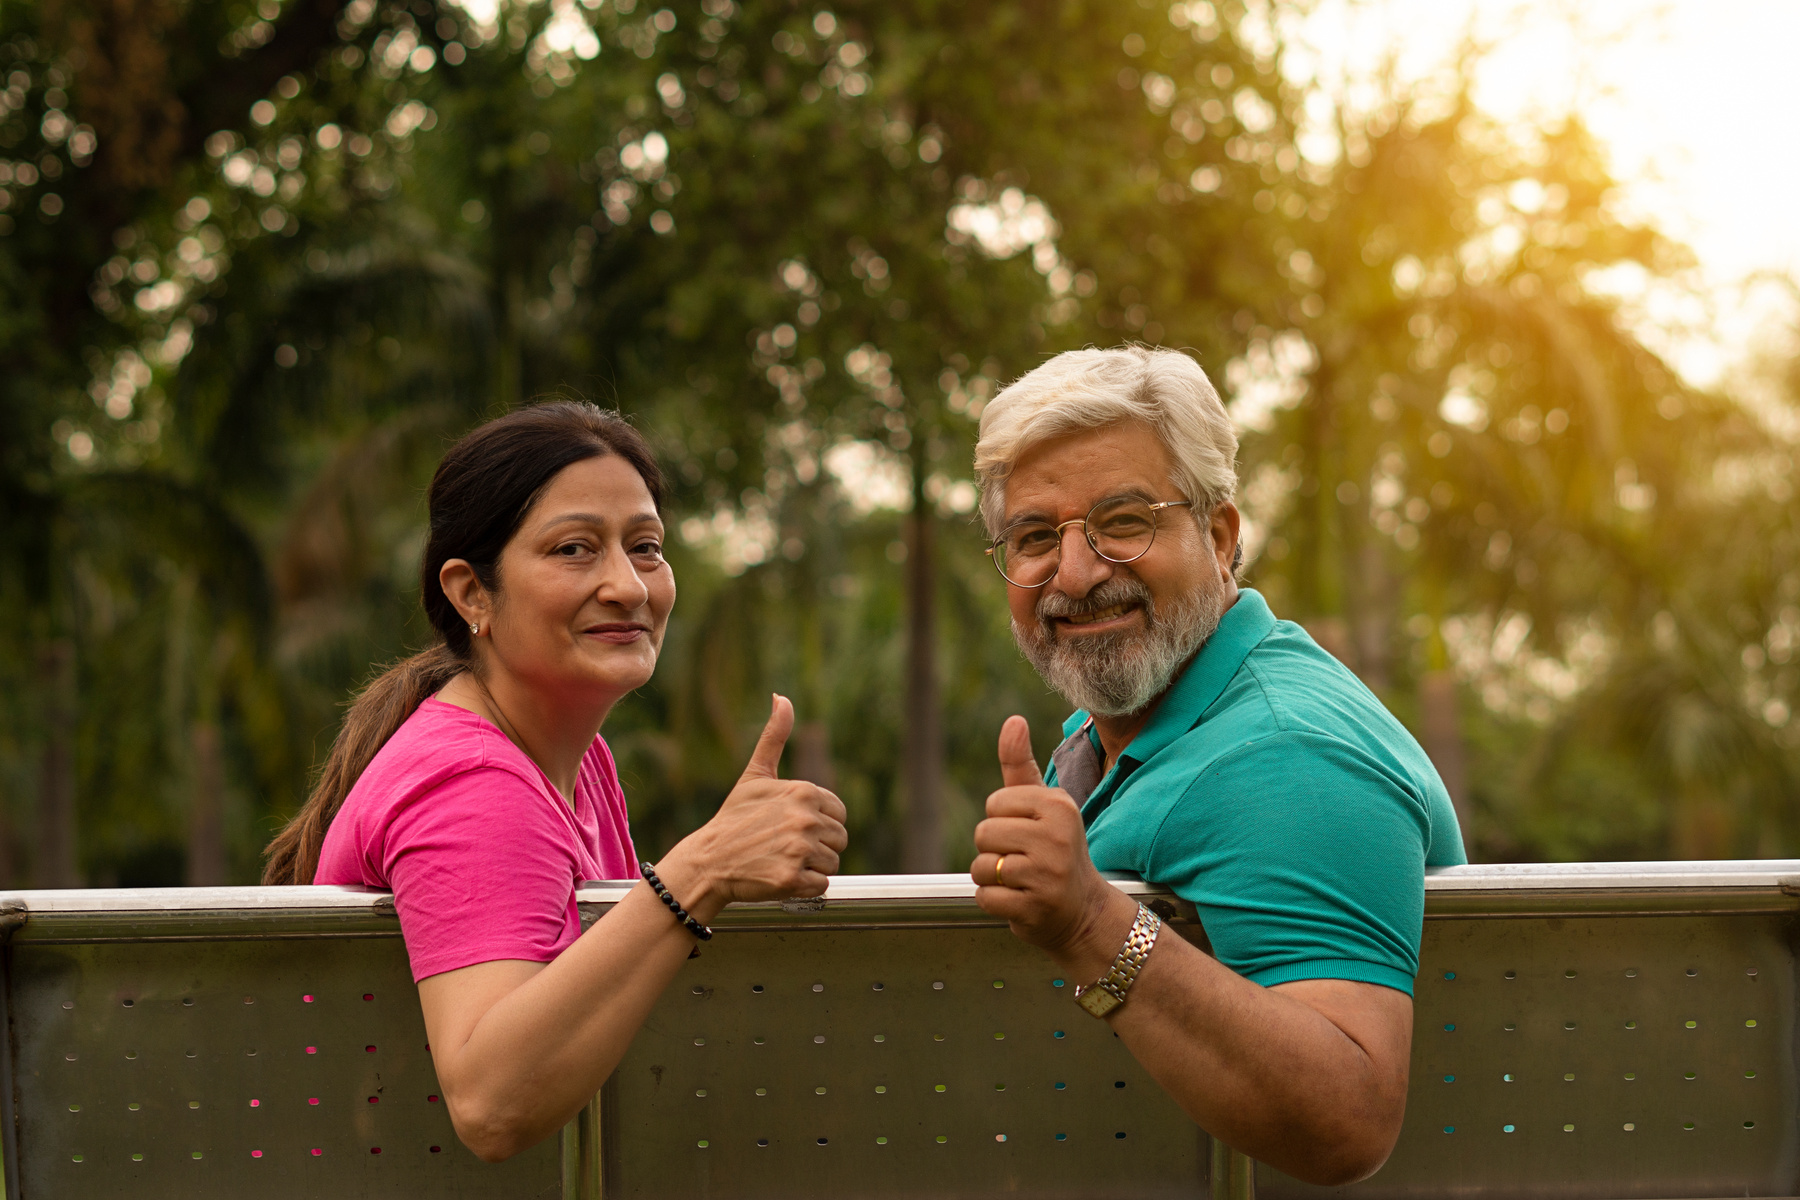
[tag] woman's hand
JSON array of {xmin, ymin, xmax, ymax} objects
[{"xmin": 655, "ymin": 694, "xmax": 848, "ymax": 920}]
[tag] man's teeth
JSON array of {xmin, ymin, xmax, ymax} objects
[{"xmin": 1065, "ymin": 602, "xmax": 1134, "ymax": 625}]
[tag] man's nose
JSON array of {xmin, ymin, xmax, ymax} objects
[{"xmin": 1051, "ymin": 523, "xmax": 1114, "ymax": 598}]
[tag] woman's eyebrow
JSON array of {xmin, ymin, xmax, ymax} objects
[{"xmin": 535, "ymin": 511, "xmax": 663, "ymax": 533}]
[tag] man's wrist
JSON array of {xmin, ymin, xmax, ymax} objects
[{"xmin": 1051, "ymin": 880, "xmax": 1140, "ymax": 982}]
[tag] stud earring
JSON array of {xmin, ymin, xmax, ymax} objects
[{"xmin": 470, "ymin": 622, "xmax": 479, "ymax": 635}]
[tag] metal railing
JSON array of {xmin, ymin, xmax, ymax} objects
[{"xmin": 3, "ymin": 862, "xmax": 1796, "ymax": 1198}]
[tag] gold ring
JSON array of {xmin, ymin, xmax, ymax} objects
[{"xmin": 995, "ymin": 855, "xmax": 1007, "ymax": 887}]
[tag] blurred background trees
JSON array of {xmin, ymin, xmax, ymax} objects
[{"xmin": 2, "ymin": 0, "xmax": 1797, "ymax": 885}]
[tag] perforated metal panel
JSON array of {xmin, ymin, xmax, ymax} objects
[
  {"xmin": 7, "ymin": 865, "xmax": 1800, "ymax": 1200},
  {"xmin": 1263, "ymin": 871, "xmax": 1800, "ymax": 1200},
  {"xmin": 591, "ymin": 926, "xmax": 1209, "ymax": 1199},
  {"xmin": 0, "ymin": 894, "xmax": 560, "ymax": 1199}
]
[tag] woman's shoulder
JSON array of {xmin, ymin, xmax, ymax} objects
[{"xmin": 347, "ymin": 699, "xmax": 545, "ymax": 811}]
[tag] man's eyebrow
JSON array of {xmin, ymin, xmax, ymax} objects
[
  {"xmin": 1003, "ymin": 488, "xmax": 1162, "ymax": 529},
  {"xmin": 535, "ymin": 511, "xmax": 663, "ymax": 533}
]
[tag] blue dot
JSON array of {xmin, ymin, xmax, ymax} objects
[
  {"xmin": 1443, "ymin": 1075, "xmax": 1455, "ymax": 1083},
  {"xmin": 1054, "ymin": 1133, "xmax": 1066, "ymax": 1142},
  {"xmin": 1503, "ymin": 1124, "xmax": 1515, "ymax": 1133},
  {"xmin": 1114, "ymin": 1132, "xmax": 1126, "ymax": 1140},
  {"xmin": 1444, "ymin": 971, "xmax": 1456, "ymax": 980},
  {"xmin": 1443, "ymin": 1126, "xmax": 1455, "ymax": 1134},
  {"xmin": 1052, "ymin": 979, "xmax": 1065, "ymax": 988},
  {"xmin": 1054, "ymin": 1082, "xmax": 1066, "ymax": 1090},
  {"xmin": 1444, "ymin": 1023, "xmax": 1455, "ymax": 1032},
  {"xmin": 1052, "ymin": 1031, "xmax": 1065, "ymax": 1039}
]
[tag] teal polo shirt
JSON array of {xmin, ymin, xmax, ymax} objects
[{"xmin": 1046, "ymin": 588, "xmax": 1465, "ymax": 996}]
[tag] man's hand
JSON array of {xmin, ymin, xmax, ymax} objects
[{"xmin": 970, "ymin": 715, "xmax": 1136, "ymax": 968}]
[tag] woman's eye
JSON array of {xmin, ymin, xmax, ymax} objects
[
  {"xmin": 631, "ymin": 541, "xmax": 665, "ymax": 560},
  {"xmin": 555, "ymin": 542, "xmax": 589, "ymax": 557}
]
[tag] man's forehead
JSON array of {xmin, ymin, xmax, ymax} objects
[{"xmin": 1003, "ymin": 424, "xmax": 1173, "ymax": 519}]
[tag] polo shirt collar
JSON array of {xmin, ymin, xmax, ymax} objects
[{"xmin": 1054, "ymin": 588, "xmax": 1276, "ymax": 814}]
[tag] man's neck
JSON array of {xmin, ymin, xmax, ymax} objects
[
  {"xmin": 1087, "ymin": 586, "xmax": 1240, "ymax": 773},
  {"xmin": 1092, "ymin": 707, "xmax": 1156, "ymax": 775}
]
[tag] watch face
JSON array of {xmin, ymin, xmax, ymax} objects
[{"xmin": 1076, "ymin": 985, "xmax": 1121, "ymax": 1019}]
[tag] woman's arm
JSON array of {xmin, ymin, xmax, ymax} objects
[{"xmin": 417, "ymin": 697, "xmax": 846, "ymax": 1161}]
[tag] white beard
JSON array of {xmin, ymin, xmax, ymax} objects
[{"xmin": 1013, "ymin": 571, "xmax": 1226, "ymax": 718}]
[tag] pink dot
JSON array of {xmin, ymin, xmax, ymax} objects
[
  {"xmin": 305, "ymin": 1047, "xmax": 316, "ymax": 1055},
  {"xmin": 370, "ymin": 1147, "xmax": 382, "ymax": 1155},
  {"xmin": 429, "ymin": 1145, "xmax": 442, "ymax": 1154},
  {"xmin": 308, "ymin": 1098, "xmax": 319, "ymax": 1106},
  {"xmin": 427, "ymin": 1094, "xmax": 439, "ymax": 1103},
  {"xmin": 363, "ymin": 993, "xmax": 373, "ymax": 1001},
  {"xmin": 249, "ymin": 1099, "xmax": 260, "ymax": 1108},
  {"xmin": 364, "ymin": 1045, "xmax": 376, "ymax": 1053},
  {"xmin": 302, "ymin": 995, "xmax": 313, "ymax": 1003},
  {"xmin": 310, "ymin": 1148, "xmax": 322, "ymax": 1157},
  {"xmin": 251, "ymin": 1150, "xmax": 263, "ymax": 1158},
  {"xmin": 367, "ymin": 1096, "xmax": 379, "ymax": 1105}
]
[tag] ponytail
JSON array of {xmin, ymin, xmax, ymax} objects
[
  {"xmin": 261, "ymin": 399, "xmax": 663, "ymax": 884},
  {"xmin": 262, "ymin": 646, "xmax": 463, "ymax": 884}
]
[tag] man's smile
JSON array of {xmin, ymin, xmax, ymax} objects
[{"xmin": 1055, "ymin": 601, "xmax": 1145, "ymax": 632}]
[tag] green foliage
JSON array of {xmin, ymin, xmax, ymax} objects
[{"xmin": 3, "ymin": 0, "xmax": 1798, "ymax": 883}]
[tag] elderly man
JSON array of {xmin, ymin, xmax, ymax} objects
[{"xmin": 967, "ymin": 346, "xmax": 1465, "ymax": 1185}]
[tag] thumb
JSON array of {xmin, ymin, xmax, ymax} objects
[
  {"xmin": 997, "ymin": 715, "xmax": 1043, "ymax": 788},
  {"xmin": 741, "ymin": 694, "xmax": 795, "ymax": 781}
]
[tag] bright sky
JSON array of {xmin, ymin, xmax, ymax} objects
[{"xmin": 1297, "ymin": 0, "xmax": 1800, "ymax": 385}]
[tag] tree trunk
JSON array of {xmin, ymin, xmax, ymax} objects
[
  {"xmin": 36, "ymin": 640, "xmax": 79, "ymax": 888},
  {"xmin": 1417, "ymin": 670, "xmax": 1470, "ymax": 840},
  {"xmin": 187, "ymin": 720, "xmax": 227, "ymax": 886},
  {"xmin": 901, "ymin": 443, "xmax": 943, "ymax": 872}
]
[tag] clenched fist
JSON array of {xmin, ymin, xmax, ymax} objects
[
  {"xmin": 657, "ymin": 695, "xmax": 849, "ymax": 919},
  {"xmin": 969, "ymin": 715, "xmax": 1135, "ymax": 968}
]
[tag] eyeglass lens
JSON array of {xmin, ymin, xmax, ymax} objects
[{"xmin": 993, "ymin": 498, "xmax": 1163, "ymax": 587}]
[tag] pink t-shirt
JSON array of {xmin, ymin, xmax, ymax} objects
[{"xmin": 316, "ymin": 698, "xmax": 638, "ymax": 982}]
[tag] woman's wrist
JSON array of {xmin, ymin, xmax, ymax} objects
[{"xmin": 647, "ymin": 843, "xmax": 726, "ymax": 925}]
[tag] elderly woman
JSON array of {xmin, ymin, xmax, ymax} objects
[{"xmin": 263, "ymin": 401, "xmax": 847, "ymax": 1161}]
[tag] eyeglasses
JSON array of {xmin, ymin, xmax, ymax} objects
[{"xmin": 986, "ymin": 497, "xmax": 1194, "ymax": 588}]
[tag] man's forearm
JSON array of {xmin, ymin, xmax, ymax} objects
[{"xmin": 1056, "ymin": 892, "xmax": 1410, "ymax": 1185}]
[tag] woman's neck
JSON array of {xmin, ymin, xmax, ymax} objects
[{"xmin": 435, "ymin": 669, "xmax": 616, "ymax": 804}]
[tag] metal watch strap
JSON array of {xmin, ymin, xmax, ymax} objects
[{"xmin": 1074, "ymin": 903, "xmax": 1161, "ymax": 1018}]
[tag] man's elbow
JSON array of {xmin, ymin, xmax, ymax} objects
[{"xmin": 1282, "ymin": 1111, "xmax": 1403, "ymax": 1187}]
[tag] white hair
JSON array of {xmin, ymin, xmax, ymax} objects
[{"xmin": 973, "ymin": 346, "xmax": 1237, "ymax": 538}]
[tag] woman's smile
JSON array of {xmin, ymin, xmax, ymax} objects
[{"xmin": 584, "ymin": 620, "xmax": 651, "ymax": 644}]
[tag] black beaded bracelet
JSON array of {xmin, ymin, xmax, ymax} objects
[{"xmin": 640, "ymin": 861, "xmax": 714, "ymax": 942}]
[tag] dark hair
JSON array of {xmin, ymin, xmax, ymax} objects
[{"xmin": 263, "ymin": 401, "xmax": 663, "ymax": 884}]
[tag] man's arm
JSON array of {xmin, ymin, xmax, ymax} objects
[{"xmin": 971, "ymin": 717, "xmax": 1412, "ymax": 1186}]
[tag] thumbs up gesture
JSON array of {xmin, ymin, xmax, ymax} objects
[
  {"xmin": 657, "ymin": 695, "xmax": 849, "ymax": 916},
  {"xmin": 972, "ymin": 716, "xmax": 1129, "ymax": 962}
]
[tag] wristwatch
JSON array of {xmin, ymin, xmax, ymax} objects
[{"xmin": 1074, "ymin": 903, "xmax": 1162, "ymax": 1019}]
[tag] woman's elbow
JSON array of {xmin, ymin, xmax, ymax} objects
[{"xmin": 446, "ymin": 1094, "xmax": 542, "ymax": 1164}]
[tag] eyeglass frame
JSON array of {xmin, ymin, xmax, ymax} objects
[{"xmin": 984, "ymin": 495, "xmax": 1196, "ymax": 588}]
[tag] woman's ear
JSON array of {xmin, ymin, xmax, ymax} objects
[{"xmin": 440, "ymin": 559, "xmax": 491, "ymax": 631}]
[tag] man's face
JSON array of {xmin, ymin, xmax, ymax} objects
[{"xmin": 1001, "ymin": 421, "xmax": 1240, "ymax": 717}]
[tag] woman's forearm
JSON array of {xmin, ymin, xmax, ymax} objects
[{"xmin": 419, "ymin": 880, "xmax": 705, "ymax": 1161}]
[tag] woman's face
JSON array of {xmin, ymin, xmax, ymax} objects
[{"xmin": 480, "ymin": 454, "xmax": 675, "ymax": 704}]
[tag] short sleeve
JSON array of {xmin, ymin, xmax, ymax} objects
[
  {"xmin": 382, "ymin": 765, "xmax": 584, "ymax": 982},
  {"xmin": 1146, "ymin": 731, "xmax": 1431, "ymax": 995}
]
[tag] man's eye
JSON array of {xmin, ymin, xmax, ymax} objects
[{"xmin": 1010, "ymin": 529, "xmax": 1058, "ymax": 556}]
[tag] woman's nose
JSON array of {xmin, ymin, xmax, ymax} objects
[{"xmin": 595, "ymin": 546, "xmax": 651, "ymax": 608}]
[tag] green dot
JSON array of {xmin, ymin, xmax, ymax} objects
[
  {"xmin": 992, "ymin": 980, "xmax": 1004, "ymax": 989},
  {"xmin": 875, "ymin": 1136, "xmax": 887, "ymax": 1145},
  {"xmin": 696, "ymin": 1140, "xmax": 709, "ymax": 1149},
  {"xmin": 936, "ymin": 1135, "xmax": 947, "ymax": 1144},
  {"xmin": 935, "ymin": 1084, "xmax": 946, "ymax": 1092}
]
